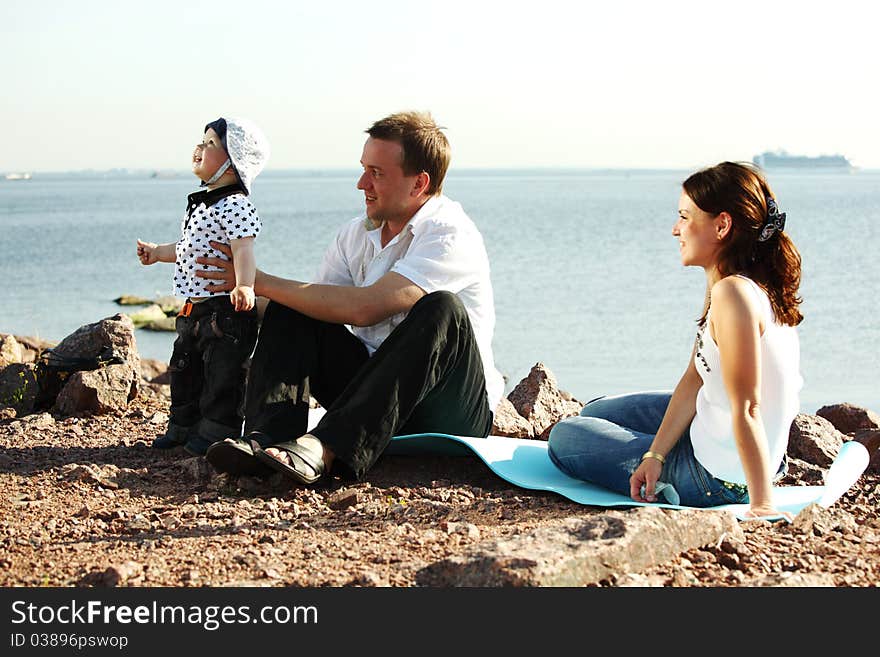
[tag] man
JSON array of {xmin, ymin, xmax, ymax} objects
[{"xmin": 198, "ymin": 111, "xmax": 504, "ymax": 485}]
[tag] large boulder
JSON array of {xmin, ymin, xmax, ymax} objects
[
  {"xmin": 54, "ymin": 364, "xmax": 139, "ymax": 415},
  {"xmin": 51, "ymin": 313, "xmax": 139, "ymax": 366},
  {"xmin": 816, "ymin": 403, "xmax": 880, "ymax": 435},
  {"xmin": 39, "ymin": 314, "xmax": 141, "ymax": 416},
  {"xmin": 787, "ymin": 413, "xmax": 847, "ymax": 468},
  {"xmin": 416, "ymin": 507, "xmax": 741, "ymax": 587},
  {"xmin": 506, "ymin": 363, "xmax": 582, "ymax": 440}
]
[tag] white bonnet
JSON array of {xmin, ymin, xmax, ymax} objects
[{"xmin": 206, "ymin": 116, "xmax": 270, "ymax": 194}]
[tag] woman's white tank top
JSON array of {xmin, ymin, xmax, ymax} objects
[{"xmin": 690, "ymin": 276, "xmax": 802, "ymax": 484}]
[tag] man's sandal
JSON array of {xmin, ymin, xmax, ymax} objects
[
  {"xmin": 254, "ymin": 440, "xmax": 325, "ymax": 485},
  {"xmin": 205, "ymin": 435, "xmax": 273, "ymax": 477}
]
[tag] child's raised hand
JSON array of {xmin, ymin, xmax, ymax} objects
[
  {"xmin": 230, "ymin": 285, "xmax": 255, "ymax": 312},
  {"xmin": 136, "ymin": 239, "xmax": 159, "ymax": 265}
]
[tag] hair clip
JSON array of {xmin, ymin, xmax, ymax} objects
[{"xmin": 758, "ymin": 198, "xmax": 786, "ymax": 242}]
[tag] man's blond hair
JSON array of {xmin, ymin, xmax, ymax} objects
[{"xmin": 366, "ymin": 111, "xmax": 451, "ymax": 195}]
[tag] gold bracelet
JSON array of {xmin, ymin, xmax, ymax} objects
[{"xmin": 641, "ymin": 450, "xmax": 666, "ymax": 465}]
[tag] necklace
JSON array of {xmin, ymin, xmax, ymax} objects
[{"xmin": 695, "ymin": 288, "xmax": 712, "ymax": 372}]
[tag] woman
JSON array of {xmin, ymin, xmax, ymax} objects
[{"xmin": 548, "ymin": 162, "xmax": 803, "ymax": 519}]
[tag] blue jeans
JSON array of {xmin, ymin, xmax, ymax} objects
[{"xmin": 547, "ymin": 392, "xmax": 750, "ymax": 508}]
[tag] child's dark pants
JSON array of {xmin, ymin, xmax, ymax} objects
[{"xmin": 169, "ymin": 295, "xmax": 258, "ymax": 443}]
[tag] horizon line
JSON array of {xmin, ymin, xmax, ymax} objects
[{"xmin": 5, "ymin": 164, "xmax": 877, "ymax": 177}]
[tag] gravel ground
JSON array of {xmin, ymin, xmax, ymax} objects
[{"xmin": 1, "ymin": 390, "xmax": 878, "ymax": 588}]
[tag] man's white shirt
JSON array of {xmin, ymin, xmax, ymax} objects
[{"xmin": 315, "ymin": 195, "xmax": 504, "ymax": 413}]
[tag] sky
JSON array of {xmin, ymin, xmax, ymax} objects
[{"xmin": 2, "ymin": 0, "xmax": 878, "ymax": 172}]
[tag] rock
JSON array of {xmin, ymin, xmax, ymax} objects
[
  {"xmin": 416, "ymin": 506, "xmax": 741, "ymax": 587},
  {"xmin": 349, "ymin": 572, "xmax": 388, "ymax": 587},
  {"xmin": 142, "ymin": 317, "xmax": 177, "ymax": 332},
  {"xmin": 141, "ymin": 382, "xmax": 171, "ymax": 401},
  {"xmin": 506, "ymin": 363, "xmax": 583, "ymax": 440},
  {"xmin": 560, "ymin": 389, "xmax": 581, "ymax": 403},
  {"xmin": 787, "ymin": 414, "xmax": 846, "ymax": 468},
  {"xmin": 128, "ymin": 304, "xmax": 165, "ymax": 325},
  {"xmin": 115, "ymin": 295, "xmax": 182, "ymax": 313},
  {"xmin": 747, "ymin": 572, "xmax": 836, "ymax": 587},
  {"xmin": 146, "ymin": 411, "xmax": 169, "ymax": 425},
  {"xmin": 816, "ymin": 403, "xmax": 880, "ymax": 435},
  {"xmin": 54, "ymin": 364, "xmax": 139, "ymax": 416},
  {"xmin": 791, "ymin": 502, "xmax": 858, "ymax": 536},
  {"xmin": 491, "ymin": 397, "xmax": 535, "ymax": 438},
  {"xmin": 40, "ymin": 315, "xmax": 141, "ymax": 415},
  {"xmin": 125, "ymin": 515, "xmax": 152, "ymax": 532},
  {"xmin": 154, "ymin": 296, "xmax": 183, "ymax": 314},
  {"xmin": 440, "ymin": 521, "xmax": 481, "ymax": 540},
  {"xmin": 0, "ymin": 407, "xmax": 16, "ymax": 421},
  {"xmin": 130, "ymin": 304, "xmax": 176, "ymax": 331},
  {"xmin": 78, "ymin": 561, "xmax": 144, "ymax": 587},
  {"xmin": 126, "ymin": 303, "xmax": 177, "ymax": 332},
  {"xmin": 21, "ymin": 412, "xmax": 55, "ymax": 428},
  {"xmin": 853, "ymin": 429, "xmax": 880, "ymax": 473},
  {"xmin": 114, "ymin": 295, "xmax": 155, "ymax": 306},
  {"xmin": 614, "ymin": 573, "xmax": 667, "ymax": 587},
  {"xmin": 327, "ymin": 488, "xmax": 361, "ymax": 510},
  {"xmin": 778, "ymin": 456, "xmax": 825, "ymax": 485},
  {"xmin": 236, "ymin": 476, "xmax": 267, "ymax": 494},
  {"xmin": 50, "ymin": 314, "xmax": 140, "ymax": 369},
  {"xmin": 0, "ymin": 334, "xmax": 24, "ymax": 367},
  {"xmin": 140, "ymin": 358, "xmax": 170, "ymax": 385},
  {"xmin": 715, "ymin": 551, "xmax": 742, "ymax": 570},
  {"xmin": 0, "ymin": 363, "xmax": 38, "ymax": 416},
  {"xmin": 0, "ymin": 334, "xmax": 54, "ymax": 364},
  {"xmin": 179, "ymin": 457, "xmax": 213, "ymax": 483},
  {"xmin": 103, "ymin": 561, "xmax": 143, "ymax": 586},
  {"xmin": 719, "ymin": 535, "xmax": 751, "ymax": 557},
  {"xmin": 61, "ymin": 463, "xmax": 120, "ymax": 489}
]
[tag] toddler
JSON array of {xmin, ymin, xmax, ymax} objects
[{"xmin": 137, "ymin": 116, "xmax": 270, "ymax": 456}]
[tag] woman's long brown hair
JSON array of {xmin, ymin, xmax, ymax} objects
[{"xmin": 683, "ymin": 161, "xmax": 803, "ymax": 326}]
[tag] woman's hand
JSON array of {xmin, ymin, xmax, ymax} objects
[
  {"xmin": 744, "ymin": 503, "xmax": 793, "ymax": 522},
  {"xmin": 630, "ymin": 458, "xmax": 663, "ymax": 502},
  {"xmin": 195, "ymin": 241, "xmax": 236, "ymax": 293}
]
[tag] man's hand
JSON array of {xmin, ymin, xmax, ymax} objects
[
  {"xmin": 195, "ymin": 242, "xmax": 236, "ymax": 293},
  {"xmin": 137, "ymin": 239, "xmax": 160, "ymax": 265},
  {"xmin": 230, "ymin": 285, "xmax": 255, "ymax": 312}
]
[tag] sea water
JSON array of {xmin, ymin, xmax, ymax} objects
[{"xmin": 1, "ymin": 169, "xmax": 877, "ymax": 413}]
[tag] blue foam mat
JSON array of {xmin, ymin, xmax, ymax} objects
[{"xmin": 387, "ymin": 433, "xmax": 870, "ymax": 521}]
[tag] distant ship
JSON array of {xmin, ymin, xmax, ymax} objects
[
  {"xmin": 753, "ymin": 150, "xmax": 853, "ymax": 171},
  {"xmin": 4, "ymin": 172, "xmax": 32, "ymax": 180}
]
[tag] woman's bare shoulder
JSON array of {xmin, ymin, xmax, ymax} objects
[
  {"xmin": 711, "ymin": 276, "xmax": 761, "ymax": 318},
  {"xmin": 712, "ymin": 275, "xmax": 753, "ymax": 299}
]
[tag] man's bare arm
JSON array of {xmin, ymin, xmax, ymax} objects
[{"xmin": 196, "ymin": 242, "xmax": 425, "ymax": 326}]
